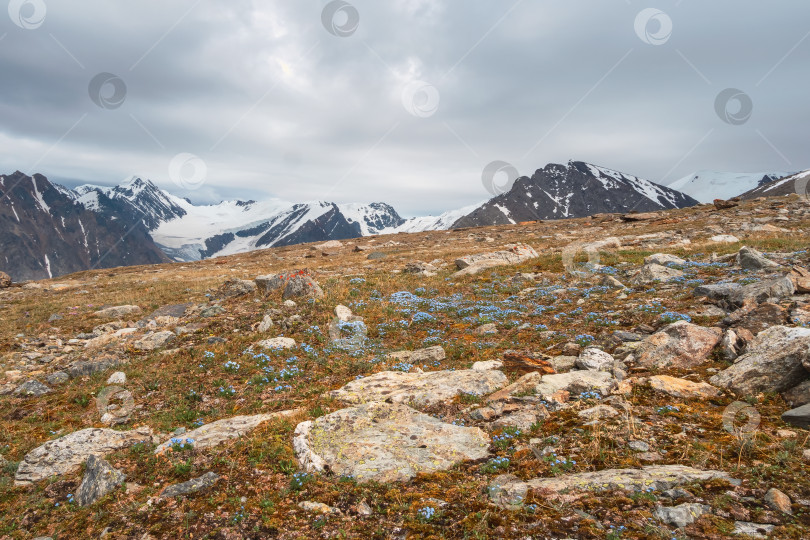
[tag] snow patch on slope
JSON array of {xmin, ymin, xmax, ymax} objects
[{"xmin": 667, "ymin": 170, "xmax": 794, "ymax": 203}]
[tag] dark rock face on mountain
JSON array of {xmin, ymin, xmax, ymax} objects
[
  {"xmin": 739, "ymin": 170, "xmax": 809, "ymax": 200},
  {"xmin": 75, "ymin": 177, "xmax": 187, "ymax": 231},
  {"xmin": 452, "ymin": 161, "xmax": 698, "ymax": 228},
  {"xmin": 256, "ymin": 204, "xmax": 373, "ymax": 248},
  {"xmin": 0, "ymin": 172, "xmax": 170, "ymax": 281}
]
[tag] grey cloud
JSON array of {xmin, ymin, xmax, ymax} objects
[{"xmin": 0, "ymin": 0, "xmax": 808, "ymax": 215}]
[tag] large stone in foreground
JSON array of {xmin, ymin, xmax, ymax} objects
[
  {"xmin": 293, "ymin": 402, "xmax": 489, "ymax": 483},
  {"xmin": 525, "ymin": 465, "xmax": 734, "ymax": 500},
  {"xmin": 453, "ymin": 244, "xmax": 539, "ymax": 276},
  {"xmin": 649, "ymin": 375, "xmax": 721, "ymax": 399},
  {"xmin": 328, "ymin": 368, "xmax": 508, "ymax": 407},
  {"xmin": 154, "ymin": 410, "xmax": 299, "ymax": 454},
  {"xmin": 15, "ymin": 427, "xmax": 153, "ymax": 486},
  {"xmin": 636, "ymin": 321, "xmax": 722, "ymax": 369},
  {"xmin": 709, "ymin": 326, "xmax": 810, "ymax": 395},
  {"xmin": 532, "ymin": 370, "xmax": 617, "ymax": 400}
]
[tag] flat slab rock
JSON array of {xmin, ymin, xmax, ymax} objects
[
  {"xmin": 490, "ymin": 465, "xmax": 735, "ymax": 504},
  {"xmin": 155, "ymin": 410, "xmax": 299, "ymax": 454},
  {"xmin": 293, "ymin": 402, "xmax": 490, "ymax": 483},
  {"xmin": 328, "ymin": 368, "xmax": 508, "ymax": 407},
  {"xmin": 15, "ymin": 427, "xmax": 153, "ymax": 486}
]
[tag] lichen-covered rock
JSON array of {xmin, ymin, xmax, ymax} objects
[
  {"xmin": 93, "ymin": 305, "xmax": 142, "ymax": 319},
  {"xmin": 649, "ymin": 376, "xmax": 721, "ymax": 399},
  {"xmin": 160, "ymin": 472, "xmax": 220, "ymax": 498},
  {"xmin": 575, "ymin": 348, "xmax": 614, "ymax": 371},
  {"xmin": 727, "ymin": 276, "xmax": 795, "ymax": 308},
  {"xmin": 644, "ymin": 253, "xmax": 686, "ymax": 266},
  {"xmin": 453, "ymin": 244, "xmax": 539, "ymax": 276},
  {"xmin": 531, "ymin": 370, "xmax": 616, "ymax": 400},
  {"xmin": 14, "ymin": 379, "xmax": 52, "ymax": 397},
  {"xmin": 654, "ymin": 502, "xmax": 711, "ymax": 528},
  {"xmin": 328, "ymin": 368, "xmax": 507, "ymax": 407},
  {"xmin": 134, "ymin": 331, "xmax": 175, "ymax": 351},
  {"xmin": 15, "ymin": 427, "xmax": 153, "ymax": 485},
  {"xmin": 154, "ymin": 410, "xmax": 299, "ymax": 454},
  {"xmin": 631, "ymin": 263, "xmax": 684, "ymax": 285},
  {"xmin": 523, "ymin": 465, "xmax": 735, "ymax": 500},
  {"xmin": 256, "ymin": 337, "xmax": 296, "ymax": 350},
  {"xmin": 293, "ymin": 402, "xmax": 490, "ymax": 483},
  {"xmin": 737, "ymin": 246, "xmax": 780, "ymax": 271},
  {"xmin": 710, "ymin": 326, "xmax": 810, "ymax": 395},
  {"xmin": 75, "ymin": 455, "xmax": 126, "ymax": 506},
  {"xmin": 636, "ymin": 321, "xmax": 722, "ymax": 369}
]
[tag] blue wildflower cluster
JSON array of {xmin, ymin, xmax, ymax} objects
[
  {"xmin": 349, "ymin": 277, "xmax": 366, "ymax": 284},
  {"xmin": 223, "ymin": 360, "xmax": 241, "ymax": 372},
  {"xmin": 659, "ymin": 311, "xmax": 691, "ymax": 323},
  {"xmin": 290, "ymin": 471, "xmax": 312, "ymax": 490},
  {"xmin": 574, "ymin": 334, "xmax": 595, "ymax": 346},
  {"xmin": 576, "ymin": 390, "xmax": 602, "ymax": 400},
  {"xmin": 390, "ymin": 362, "xmax": 414, "ymax": 372},
  {"xmin": 482, "ymin": 456, "xmax": 510, "ymax": 473},
  {"xmin": 411, "ymin": 311, "xmax": 435, "ymax": 324},
  {"xmin": 657, "ymin": 405, "xmax": 680, "ymax": 414},
  {"xmin": 170, "ymin": 437, "xmax": 195, "ymax": 450},
  {"xmin": 417, "ymin": 506, "xmax": 436, "ymax": 522},
  {"xmin": 218, "ymin": 385, "xmax": 235, "ymax": 397}
]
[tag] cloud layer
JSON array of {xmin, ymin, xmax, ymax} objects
[{"xmin": 1, "ymin": 0, "xmax": 808, "ymax": 214}]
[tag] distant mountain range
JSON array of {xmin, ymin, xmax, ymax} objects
[
  {"xmin": 454, "ymin": 161, "xmax": 698, "ymax": 228},
  {"xmin": 1, "ymin": 162, "xmax": 805, "ymax": 281},
  {"xmin": 666, "ymin": 170, "xmax": 794, "ymax": 203}
]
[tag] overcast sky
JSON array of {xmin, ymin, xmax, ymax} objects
[{"xmin": 1, "ymin": 1, "xmax": 808, "ymax": 215}]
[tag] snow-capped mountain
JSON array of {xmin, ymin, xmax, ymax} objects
[
  {"xmin": 76, "ymin": 176, "xmax": 187, "ymax": 230},
  {"xmin": 452, "ymin": 161, "xmax": 698, "ymax": 228},
  {"xmin": 394, "ymin": 202, "xmax": 485, "ymax": 233},
  {"xmin": 0, "ymin": 172, "xmax": 169, "ymax": 281},
  {"xmin": 739, "ymin": 169, "xmax": 810, "ymax": 200},
  {"xmin": 667, "ymin": 170, "xmax": 794, "ymax": 203},
  {"xmin": 153, "ymin": 199, "xmax": 407, "ymax": 261}
]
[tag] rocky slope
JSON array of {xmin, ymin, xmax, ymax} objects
[
  {"xmin": 453, "ymin": 161, "xmax": 699, "ymax": 228},
  {"xmin": 0, "ymin": 172, "xmax": 169, "ymax": 282},
  {"xmin": 1, "ymin": 193, "xmax": 809, "ymax": 538},
  {"xmin": 667, "ymin": 170, "xmax": 793, "ymax": 203},
  {"xmin": 739, "ymin": 169, "xmax": 810, "ymax": 200}
]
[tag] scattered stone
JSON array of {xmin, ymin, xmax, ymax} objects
[
  {"xmin": 284, "ymin": 274, "xmax": 324, "ymax": 301},
  {"xmin": 293, "ymin": 402, "xmax": 490, "ymax": 483},
  {"xmin": 649, "ymin": 375, "xmax": 721, "ymax": 399},
  {"xmin": 631, "ymin": 263, "xmax": 684, "ymax": 285},
  {"xmin": 472, "ymin": 360, "xmax": 503, "ymax": 371},
  {"xmin": 388, "ymin": 346, "xmax": 446, "ymax": 365},
  {"xmin": 473, "ymin": 323, "xmax": 498, "ymax": 335},
  {"xmin": 66, "ymin": 356, "xmax": 121, "ymax": 378},
  {"xmin": 644, "ymin": 253, "xmax": 686, "ymax": 266},
  {"xmin": 733, "ymin": 521, "xmax": 775, "ymax": 538},
  {"xmin": 45, "ymin": 371, "xmax": 69, "ymax": 385},
  {"xmin": 737, "ymin": 246, "xmax": 780, "ymax": 271},
  {"xmin": 578, "ymin": 404, "xmax": 619, "ymax": 423},
  {"xmin": 134, "ymin": 331, "xmax": 175, "ymax": 351},
  {"xmin": 714, "ymin": 198, "xmax": 739, "ymax": 210},
  {"xmin": 719, "ymin": 328, "xmax": 749, "ymax": 361},
  {"xmin": 723, "ymin": 301, "xmax": 787, "ymax": 334},
  {"xmin": 0, "ymin": 271, "xmax": 11, "ymax": 288},
  {"xmin": 532, "ymin": 371, "xmax": 616, "ymax": 400},
  {"xmin": 334, "ymin": 305, "xmax": 353, "ymax": 322},
  {"xmin": 403, "ymin": 261, "xmax": 437, "ymax": 276},
  {"xmin": 636, "ymin": 321, "xmax": 722, "ymax": 369},
  {"xmin": 710, "ymin": 326, "xmax": 810, "ymax": 395},
  {"xmin": 781, "ymin": 403, "xmax": 810, "ymax": 429},
  {"xmin": 599, "ymin": 275, "xmax": 627, "ymax": 289},
  {"xmin": 215, "ymin": 279, "xmax": 256, "ymax": 298},
  {"xmin": 366, "ymin": 252, "xmax": 386, "ymax": 260},
  {"xmin": 627, "ymin": 441, "xmax": 650, "ymax": 452},
  {"xmin": 728, "ymin": 276, "xmax": 795, "ymax": 309},
  {"xmin": 15, "ymin": 426, "xmax": 153, "ymax": 485},
  {"xmin": 782, "ymin": 380, "xmax": 810, "ymax": 407},
  {"xmin": 283, "ymin": 299, "xmax": 296, "ymax": 307},
  {"xmin": 487, "ymin": 474, "xmax": 529, "ymax": 510},
  {"xmin": 654, "ymin": 503, "xmax": 711, "ymax": 528},
  {"xmin": 200, "ymin": 305, "xmax": 225, "ymax": 318},
  {"xmin": 93, "ymin": 305, "xmax": 142, "ymax": 319},
  {"xmin": 357, "ymin": 500, "xmax": 373, "ymax": 516},
  {"xmin": 328, "ymin": 368, "xmax": 507, "ymax": 407},
  {"xmin": 14, "ymin": 379, "xmax": 52, "ymax": 397},
  {"xmin": 257, "ymin": 314, "xmax": 274, "ymax": 332},
  {"xmin": 575, "ymin": 348, "xmax": 614, "ymax": 371},
  {"xmin": 256, "ymin": 337, "xmax": 296, "ymax": 350},
  {"xmin": 106, "ymin": 372, "xmax": 126, "ymax": 384},
  {"xmin": 454, "ymin": 243, "xmax": 539, "ymax": 276},
  {"xmin": 299, "ymin": 501, "xmax": 340, "ymax": 514},
  {"xmin": 621, "ymin": 212, "xmax": 659, "ymax": 222},
  {"xmin": 160, "ymin": 472, "xmax": 220, "ymax": 498},
  {"xmin": 764, "ymin": 487, "xmax": 792, "ymax": 514},
  {"xmin": 694, "ymin": 282, "xmax": 742, "ymax": 302},
  {"xmin": 513, "ymin": 465, "xmax": 735, "ymax": 500},
  {"xmin": 155, "ymin": 411, "xmax": 299, "ymax": 453},
  {"xmin": 492, "ymin": 410, "xmax": 543, "ymax": 430},
  {"xmin": 710, "ymin": 234, "xmax": 740, "ymax": 243},
  {"xmin": 790, "ymin": 266, "xmax": 810, "ymax": 293},
  {"xmin": 75, "ymin": 455, "xmax": 126, "ymax": 506},
  {"xmin": 501, "ymin": 351, "xmax": 555, "ymax": 374}
]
